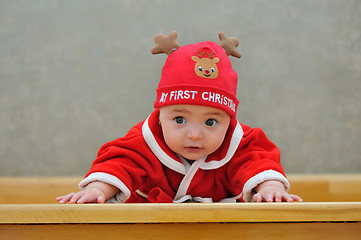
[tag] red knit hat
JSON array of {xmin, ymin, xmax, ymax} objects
[{"xmin": 151, "ymin": 31, "xmax": 241, "ymax": 118}]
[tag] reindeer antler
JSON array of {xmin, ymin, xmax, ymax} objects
[
  {"xmin": 218, "ymin": 32, "xmax": 242, "ymax": 58},
  {"xmin": 151, "ymin": 31, "xmax": 180, "ymax": 55}
]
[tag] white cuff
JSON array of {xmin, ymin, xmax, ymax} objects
[
  {"xmin": 79, "ymin": 172, "xmax": 131, "ymax": 203},
  {"xmin": 242, "ymin": 170, "xmax": 290, "ymax": 202}
]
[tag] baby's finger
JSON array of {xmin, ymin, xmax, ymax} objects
[
  {"xmin": 274, "ymin": 192, "xmax": 283, "ymax": 202},
  {"xmin": 69, "ymin": 192, "xmax": 85, "ymax": 204},
  {"xmin": 290, "ymin": 194, "xmax": 303, "ymax": 202},
  {"xmin": 97, "ymin": 195, "xmax": 105, "ymax": 203},
  {"xmin": 253, "ymin": 193, "xmax": 263, "ymax": 202},
  {"xmin": 281, "ymin": 193, "xmax": 294, "ymax": 202},
  {"xmin": 264, "ymin": 193, "xmax": 275, "ymax": 202},
  {"xmin": 56, "ymin": 196, "xmax": 64, "ymax": 202},
  {"xmin": 76, "ymin": 193, "xmax": 91, "ymax": 204},
  {"xmin": 57, "ymin": 193, "xmax": 75, "ymax": 204}
]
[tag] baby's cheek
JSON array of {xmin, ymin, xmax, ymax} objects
[
  {"xmin": 208, "ymin": 131, "xmax": 228, "ymax": 153},
  {"xmin": 163, "ymin": 133, "xmax": 181, "ymax": 152}
]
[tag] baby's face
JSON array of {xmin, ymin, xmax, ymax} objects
[{"xmin": 159, "ymin": 104, "xmax": 230, "ymax": 161}]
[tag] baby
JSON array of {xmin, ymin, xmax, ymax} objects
[{"xmin": 57, "ymin": 31, "xmax": 302, "ymax": 204}]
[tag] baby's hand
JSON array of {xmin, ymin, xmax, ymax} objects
[
  {"xmin": 56, "ymin": 181, "xmax": 118, "ymax": 204},
  {"xmin": 56, "ymin": 188, "xmax": 105, "ymax": 204},
  {"xmin": 253, "ymin": 180, "xmax": 303, "ymax": 203}
]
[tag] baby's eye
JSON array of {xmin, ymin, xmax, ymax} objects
[
  {"xmin": 205, "ymin": 119, "xmax": 217, "ymax": 127},
  {"xmin": 198, "ymin": 66, "xmax": 203, "ymax": 72},
  {"xmin": 174, "ymin": 116, "xmax": 186, "ymax": 124}
]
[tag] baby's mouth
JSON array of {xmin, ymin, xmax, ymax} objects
[{"xmin": 185, "ymin": 146, "xmax": 203, "ymax": 153}]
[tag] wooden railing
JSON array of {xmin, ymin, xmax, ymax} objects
[{"xmin": 0, "ymin": 174, "xmax": 360, "ymax": 239}]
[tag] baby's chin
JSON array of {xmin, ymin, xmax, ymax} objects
[{"xmin": 179, "ymin": 153, "xmax": 207, "ymax": 162}]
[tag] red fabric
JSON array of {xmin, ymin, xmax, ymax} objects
[
  {"xmin": 84, "ymin": 110, "xmax": 285, "ymax": 203},
  {"xmin": 148, "ymin": 187, "xmax": 174, "ymax": 203},
  {"xmin": 154, "ymin": 41, "xmax": 239, "ymax": 118}
]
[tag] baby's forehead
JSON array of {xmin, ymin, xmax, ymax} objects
[{"xmin": 160, "ymin": 104, "xmax": 229, "ymax": 116}]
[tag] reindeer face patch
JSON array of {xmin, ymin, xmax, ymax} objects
[{"xmin": 191, "ymin": 50, "xmax": 220, "ymax": 79}]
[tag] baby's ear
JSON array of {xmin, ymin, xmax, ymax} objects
[
  {"xmin": 191, "ymin": 56, "xmax": 199, "ymax": 62},
  {"xmin": 212, "ymin": 57, "xmax": 220, "ymax": 63}
]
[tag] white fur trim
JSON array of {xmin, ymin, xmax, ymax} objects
[
  {"xmin": 173, "ymin": 195, "xmax": 192, "ymax": 203},
  {"xmin": 173, "ymin": 195, "xmax": 236, "ymax": 203},
  {"xmin": 173, "ymin": 195, "xmax": 213, "ymax": 203},
  {"xmin": 174, "ymin": 156, "xmax": 206, "ymax": 201},
  {"xmin": 219, "ymin": 198, "xmax": 237, "ymax": 203},
  {"xmin": 142, "ymin": 116, "xmax": 186, "ymax": 175},
  {"xmin": 179, "ymin": 154, "xmax": 192, "ymax": 173},
  {"xmin": 78, "ymin": 172, "xmax": 131, "ymax": 203},
  {"xmin": 135, "ymin": 189, "xmax": 148, "ymax": 199},
  {"xmin": 242, "ymin": 170, "xmax": 290, "ymax": 202},
  {"xmin": 200, "ymin": 122, "xmax": 243, "ymax": 170}
]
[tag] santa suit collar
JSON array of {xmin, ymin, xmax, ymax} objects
[{"xmin": 142, "ymin": 109, "xmax": 244, "ymax": 174}]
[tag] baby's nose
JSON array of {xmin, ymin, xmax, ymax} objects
[{"xmin": 186, "ymin": 126, "xmax": 203, "ymax": 139}]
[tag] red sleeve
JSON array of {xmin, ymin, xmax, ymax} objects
[
  {"xmin": 84, "ymin": 121, "xmax": 163, "ymax": 193},
  {"xmin": 227, "ymin": 124, "xmax": 288, "ymax": 201}
]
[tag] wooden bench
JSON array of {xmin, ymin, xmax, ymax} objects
[{"xmin": 1, "ymin": 174, "xmax": 360, "ymax": 239}]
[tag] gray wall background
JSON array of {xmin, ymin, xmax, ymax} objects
[{"xmin": 1, "ymin": 0, "xmax": 360, "ymax": 176}]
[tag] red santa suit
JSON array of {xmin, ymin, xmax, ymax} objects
[
  {"xmin": 79, "ymin": 37, "xmax": 291, "ymax": 203},
  {"xmin": 79, "ymin": 109, "xmax": 289, "ymax": 203}
]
